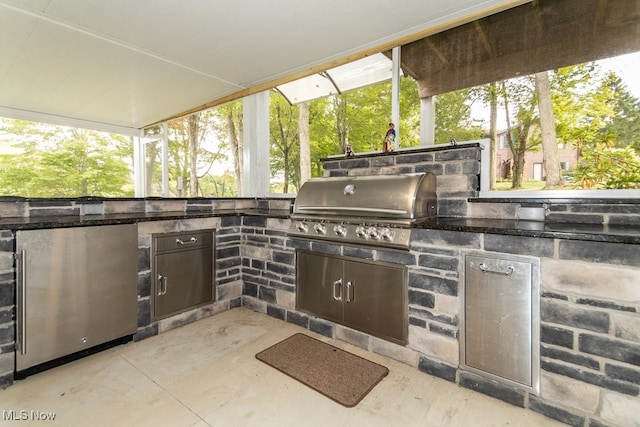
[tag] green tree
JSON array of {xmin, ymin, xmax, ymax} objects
[
  {"xmin": 308, "ymin": 97, "xmax": 335, "ymax": 177},
  {"xmin": 167, "ymin": 111, "xmax": 229, "ymax": 197},
  {"xmin": 210, "ymin": 101, "xmax": 242, "ymax": 194},
  {"xmin": 306, "ymin": 77, "xmax": 421, "ymax": 160},
  {"xmin": 544, "ymin": 63, "xmax": 640, "ymax": 189},
  {"xmin": 198, "ymin": 171, "xmax": 238, "ymax": 197},
  {"xmin": 563, "ymin": 69, "xmax": 640, "ymax": 188},
  {"xmin": 397, "ymin": 76, "xmax": 422, "ymax": 148},
  {"xmin": 0, "ymin": 119, "xmax": 133, "ymax": 197},
  {"xmin": 536, "ymin": 70, "xmax": 563, "ymax": 189},
  {"xmin": 435, "ymin": 88, "xmax": 486, "ymax": 145},
  {"xmin": 499, "ymin": 77, "xmax": 540, "ymax": 189},
  {"xmin": 598, "ymin": 73, "xmax": 640, "ymax": 150},
  {"xmin": 270, "ymin": 92, "xmax": 300, "ymax": 193},
  {"xmin": 333, "ymin": 81, "xmax": 393, "ymax": 153},
  {"xmin": 572, "ymin": 142, "xmax": 640, "ymax": 189},
  {"xmin": 549, "ymin": 63, "xmax": 602, "ymax": 154}
]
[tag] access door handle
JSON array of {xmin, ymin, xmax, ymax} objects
[
  {"xmin": 479, "ymin": 262, "xmax": 514, "ymax": 276},
  {"xmin": 158, "ymin": 275, "xmax": 168, "ymax": 296},
  {"xmin": 176, "ymin": 237, "xmax": 198, "ymax": 245},
  {"xmin": 332, "ymin": 279, "xmax": 343, "ymax": 301},
  {"xmin": 345, "ymin": 281, "xmax": 354, "ymax": 303}
]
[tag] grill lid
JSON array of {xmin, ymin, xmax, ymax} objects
[{"xmin": 292, "ymin": 173, "xmax": 437, "ymax": 222}]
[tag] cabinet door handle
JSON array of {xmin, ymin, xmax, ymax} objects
[
  {"xmin": 332, "ymin": 279, "xmax": 342, "ymax": 301},
  {"xmin": 176, "ymin": 237, "xmax": 198, "ymax": 245},
  {"xmin": 158, "ymin": 275, "xmax": 168, "ymax": 296},
  {"xmin": 479, "ymin": 263, "xmax": 514, "ymax": 276},
  {"xmin": 16, "ymin": 250, "xmax": 27, "ymax": 355},
  {"xmin": 345, "ymin": 281, "xmax": 353, "ymax": 303}
]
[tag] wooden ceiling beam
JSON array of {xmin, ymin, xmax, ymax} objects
[
  {"xmin": 473, "ymin": 20, "xmax": 497, "ymax": 58},
  {"xmin": 425, "ymin": 38, "xmax": 451, "ymax": 66},
  {"xmin": 402, "ymin": 0, "xmax": 640, "ymax": 98}
]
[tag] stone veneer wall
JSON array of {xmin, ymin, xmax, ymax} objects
[
  {"xmin": 0, "ymin": 230, "xmax": 14, "ymax": 387},
  {"xmin": 241, "ymin": 220, "xmax": 640, "ymax": 427},
  {"xmin": 469, "ymin": 200, "xmax": 640, "ymax": 226},
  {"xmin": 538, "ymin": 253, "xmax": 640, "ymax": 427},
  {"xmin": 0, "ymin": 197, "xmax": 266, "ymax": 219},
  {"xmin": 134, "ymin": 216, "xmax": 241, "ymax": 341},
  {"xmin": 241, "ymin": 216, "xmax": 296, "ymax": 316},
  {"xmin": 131, "ymin": 198, "xmax": 293, "ymax": 339},
  {"xmin": 322, "ymin": 145, "xmax": 482, "ymax": 217},
  {"xmin": 0, "ymin": 197, "xmax": 291, "ymax": 388},
  {"xmin": 324, "ymin": 144, "xmax": 640, "ymax": 226}
]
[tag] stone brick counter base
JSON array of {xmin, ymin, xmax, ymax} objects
[
  {"xmin": 0, "ymin": 230, "xmax": 15, "ymax": 387},
  {"xmin": 2, "ymin": 214, "xmax": 639, "ymax": 426},
  {"xmin": 240, "ymin": 222, "xmax": 639, "ymax": 427}
]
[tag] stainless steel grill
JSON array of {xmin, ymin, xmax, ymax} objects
[{"xmin": 288, "ymin": 173, "xmax": 437, "ymax": 249}]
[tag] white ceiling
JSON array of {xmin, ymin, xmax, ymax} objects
[{"xmin": 0, "ymin": 0, "xmax": 523, "ymax": 135}]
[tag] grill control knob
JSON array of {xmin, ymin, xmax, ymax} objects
[
  {"xmin": 333, "ymin": 224, "xmax": 347, "ymax": 237},
  {"xmin": 296, "ymin": 222, "xmax": 309, "ymax": 233},
  {"xmin": 313, "ymin": 223, "xmax": 327, "ymax": 234},
  {"xmin": 367, "ymin": 226, "xmax": 380, "ymax": 240},
  {"xmin": 380, "ymin": 228, "xmax": 394, "ymax": 241},
  {"xmin": 355, "ymin": 226, "xmax": 367, "ymax": 239}
]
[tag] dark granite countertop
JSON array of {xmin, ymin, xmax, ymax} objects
[
  {"xmin": 2, "ymin": 209, "xmax": 638, "ymax": 244},
  {"xmin": 0, "ymin": 209, "xmax": 291, "ymax": 231},
  {"xmin": 418, "ymin": 217, "xmax": 640, "ymax": 245}
]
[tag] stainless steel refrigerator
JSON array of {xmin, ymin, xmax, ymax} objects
[{"xmin": 15, "ymin": 224, "xmax": 138, "ymax": 372}]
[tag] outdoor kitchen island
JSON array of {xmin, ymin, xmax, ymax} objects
[{"xmin": 0, "ymin": 144, "xmax": 639, "ymax": 427}]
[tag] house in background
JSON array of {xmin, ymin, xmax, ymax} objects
[{"xmin": 495, "ymin": 131, "xmax": 579, "ymax": 181}]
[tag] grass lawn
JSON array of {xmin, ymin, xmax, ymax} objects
[{"xmin": 493, "ymin": 180, "xmax": 546, "ymax": 191}]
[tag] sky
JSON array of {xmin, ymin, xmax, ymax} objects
[{"xmin": 600, "ymin": 51, "xmax": 640, "ymax": 97}]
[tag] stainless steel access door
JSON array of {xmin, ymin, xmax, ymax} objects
[
  {"xmin": 296, "ymin": 250, "xmax": 408, "ymax": 345},
  {"xmin": 296, "ymin": 251, "xmax": 343, "ymax": 324},
  {"xmin": 463, "ymin": 254, "xmax": 539, "ymax": 392},
  {"xmin": 342, "ymin": 259, "xmax": 407, "ymax": 345},
  {"xmin": 152, "ymin": 230, "xmax": 215, "ymax": 320}
]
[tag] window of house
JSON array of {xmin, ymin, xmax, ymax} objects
[{"xmin": 498, "ymin": 134, "xmax": 509, "ymax": 150}]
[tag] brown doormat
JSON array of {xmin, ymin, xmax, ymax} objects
[{"xmin": 255, "ymin": 333, "xmax": 389, "ymax": 407}]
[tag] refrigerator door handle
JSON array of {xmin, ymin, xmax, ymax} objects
[{"xmin": 16, "ymin": 250, "xmax": 27, "ymax": 354}]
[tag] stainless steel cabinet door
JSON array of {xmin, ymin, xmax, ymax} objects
[
  {"xmin": 296, "ymin": 250, "xmax": 408, "ymax": 345},
  {"xmin": 154, "ymin": 247, "xmax": 213, "ymax": 319},
  {"xmin": 152, "ymin": 230, "xmax": 215, "ymax": 320},
  {"xmin": 343, "ymin": 260, "xmax": 407, "ymax": 345},
  {"xmin": 464, "ymin": 255, "xmax": 534, "ymax": 387},
  {"xmin": 296, "ymin": 251, "xmax": 343, "ymax": 324}
]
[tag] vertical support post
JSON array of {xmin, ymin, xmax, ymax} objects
[
  {"xmin": 161, "ymin": 122, "xmax": 169, "ymax": 196},
  {"xmin": 242, "ymin": 91, "xmax": 270, "ymax": 197},
  {"xmin": 420, "ymin": 96, "xmax": 436, "ymax": 146},
  {"xmin": 133, "ymin": 134, "xmax": 146, "ymax": 198},
  {"xmin": 391, "ymin": 46, "xmax": 401, "ymax": 150}
]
